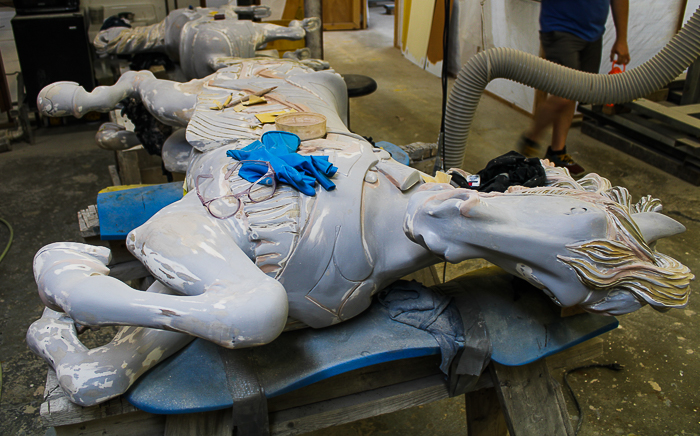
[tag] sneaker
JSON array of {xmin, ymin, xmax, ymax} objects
[
  {"xmin": 516, "ymin": 135, "xmax": 541, "ymax": 158},
  {"xmin": 544, "ymin": 147, "xmax": 586, "ymax": 176}
]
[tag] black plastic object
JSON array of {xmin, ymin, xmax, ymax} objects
[
  {"xmin": 14, "ymin": 0, "xmax": 78, "ymax": 16},
  {"xmin": 343, "ymin": 74, "xmax": 378, "ymax": 98}
]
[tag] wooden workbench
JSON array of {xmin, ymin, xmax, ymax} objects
[{"xmin": 40, "ymin": 337, "xmax": 604, "ymax": 436}]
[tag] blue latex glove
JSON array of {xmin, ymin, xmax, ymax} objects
[{"xmin": 226, "ymin": 131, "xmax": 338, "ymax": 196}]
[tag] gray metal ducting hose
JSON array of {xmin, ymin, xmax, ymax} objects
[{"xmin": 442, "ymin": 7, "xmax": 700, "ymax": 169}]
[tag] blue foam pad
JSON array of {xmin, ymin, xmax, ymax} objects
[
  {"xmin": 375, "ymin": 141, "xmax": 410, "ymax": 166},
  {"xmin": 125, "ymin": 271, "xmax": 617, "ymax": 415},
  {"xmin": 96, "ymin": 182, "xmax": 183, "ymax": 240}
]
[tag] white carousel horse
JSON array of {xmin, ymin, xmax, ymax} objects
[
  {"xmin": 93, "ymin": 3, "xmax": 323, "ymax": 80},
  {"xmin": 28, "ymin": 58, "xmax": 692, "ymax": 406}
]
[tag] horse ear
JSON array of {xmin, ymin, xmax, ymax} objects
[{"xmin": 632, "ymin": 212, "xmax": 686, "ymax": 244}]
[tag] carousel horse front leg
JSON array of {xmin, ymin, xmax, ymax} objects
[
  {"xmin": 33, "ymin": 195, "xmax": 289, "ymax": 349},
  {"xmin": 37, "ymin": 71, "xmax": 204, "ymax": 127}
]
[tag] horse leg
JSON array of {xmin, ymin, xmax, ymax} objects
[
  {"xmin": 95, "ymin": 122, "xmax": 141, "ymax": 151},
  {"xmin": 27, "ymin": 280, "xmax": 194, "ymax": 406},
  {"xmin": 256, "ymin": 18, "xmax": 320, "ymax": 47},
  {"xmin": 37, "ymin": 71, "xmax": 204, "ymax": 126},
  {"xmin": 34, "ymin": 195, "xmax": 288, "ymax": 349},
  {"xmin": 161, "ymin": 128, "xmax": 192, "ymax": 173}
]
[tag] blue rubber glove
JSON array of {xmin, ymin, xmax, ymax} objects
[{"xmin": 226, "ymin": 131, "xmax": 337, "ymax": 196}]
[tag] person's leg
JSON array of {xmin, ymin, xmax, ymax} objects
[
  {"xmin": 525, "ymin": 95, "xmax": 575, "ymax": 147},
  {"xmin": 519, "ymin": 31, "xmax": 581, "ymax": 156},
  {"xmin": 546, "ymin": 36, "xmax": 602, "ymax": 152},
  {"xmin": 549, "ymin": 97, "xmax": 577, "ymax": 151},
  {"xmin": 543, "ymin": 37, "xmax": 603, "ymax": 174}
]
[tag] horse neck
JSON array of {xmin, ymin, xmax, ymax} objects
[{"xmin": 362, "ymin": 178, "xmax": 441, "ymax": 281}]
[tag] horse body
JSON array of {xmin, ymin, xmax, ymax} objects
[
  {"xmin": 27, "ymin": 58, "xmax": 693, "ymax": 407},
  {"xmin": 94, "ymin": 4, "xmax": 320, "ymax": 80}
]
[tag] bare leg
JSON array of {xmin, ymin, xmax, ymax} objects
[
  {"xmin": 525, "ymin": 95, "xmax": 577, "ymax": 151},
  {"xmin": 549, "ymin": 98, "xmax": 577, "ymax": 151},
  {"xmin": 34, "ymin": 195, "xmax": 288, "ymax": 349},
  {"xmin": 27, "ymin": 280, "xmax": 194, "ymax": 406}
]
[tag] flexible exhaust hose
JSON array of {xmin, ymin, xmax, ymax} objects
[{"xmin": 443, "ymin": 7, "xmax": 700, "ymax": 169}]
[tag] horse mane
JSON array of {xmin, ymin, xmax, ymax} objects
[{"xmin": 503, "ymin": 166, "xmax": 693, "ymax": 310}]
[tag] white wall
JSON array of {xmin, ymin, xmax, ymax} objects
[
  {"xmin": 453, "ymin": 0, "xmax": 687, "ymax": 114},
  {"xmin": 601, "ymin": 0, "xmax": 684, "ymax": 73},
  {"xmin": 484, "ymin": 0, "xmax": 540, "ymax": 113}
]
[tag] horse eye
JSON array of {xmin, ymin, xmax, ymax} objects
[{"xmin": 569, "ymin": 207, "xmax": 588, "ymax": 215}]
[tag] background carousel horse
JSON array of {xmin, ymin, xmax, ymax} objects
[
  {"xmin": 93, "ymin": 3, "xmax": 323, "ymax": 80},
  {"xmin": 29, "ymin": 58, "xmax": 692, "ymax": 406},
  {"xmin": 91, "ymin": 3, "xmax": 324, "ymax": 154}
]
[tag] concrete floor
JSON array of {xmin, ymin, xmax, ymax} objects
[{"xmin": 0, "ymin": 6, "xmax": 699, "ymax": 435}]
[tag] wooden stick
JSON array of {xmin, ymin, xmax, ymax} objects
[{"xmin": 225, "ymin": 86, "xmax": 278, "ymax": 108}]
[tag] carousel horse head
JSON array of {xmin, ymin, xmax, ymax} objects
[{"xmin": 405, "ymin": 171, "xmax": 693, "ymax": 316}]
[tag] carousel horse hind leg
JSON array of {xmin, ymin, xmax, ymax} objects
[
  {"xmin": 27, "ymin": 280, "xmax": 194, "ymax": 407},
  {"xmin": 33, "ymin": 194, "xmax": 289, "ymax": 350},
  {"xmin": 37, "ymin": 70, "xmax": 203, "ymax": 126}
]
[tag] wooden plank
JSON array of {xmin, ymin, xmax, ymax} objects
[
  {"xmin": 465, "ymin": 388, "xmax": 508, "ymax": 436},
  {"xmin": 402, "ymin": 0, "xmax": 436, "ymax": 68},
  {"xmin": 108, "ymin": 164, "xmax": 122, "ymax": 186},
  {"xmin": 669, "ymin": 103, "xmax": 700, "ymax": 115},
  {"xmin": 41, "ymin": 370, "xmax": 143, "ymax": 428},
  {"xmin": 54, "ymin": 411, "xmax": 165, "ymax": 436},
  {"xmin": 580, "ymin": 120, "xmax": 700, "ymax": 186},
  {"xmin": 401, "ymin": 0, "xmax": 412, "ymax": 50},
  {"xmin": 282, "ymin": 0, "xmax": 305, "ymax": 20},
  {"xmin": 268, "ymin": 355, "xmax": 443, "ymax": 412},
  {"xmin": 546, "ymin": 337, "xmax": 604, "ymax": 372},
  {"xmin": 108, "ymin": 260, "xmax": 150, "ymax": 282},
  {"xmin": 677, "ymin": 0, "xmax": 689, "ymax": 32},
  {"xmin": 681, "ymin": 57, "xmax": 700, "ymax": 105},
  {"xmin": 615, "ymin": 113, "xmax": 681, "ymax": 148},
  {"xmin": 581, "ymin": 105, "xmax": 700, "ymax": 158},
  {"xmin": 161, "ymin": 372, "xmax": 491, "ymax": 436},
  {"xmin": 164, "ymin": 409, "xmax": 233, "ymax": 436},
  {"xmin": 353, "ymin": 0, "xmax": 362, "ymax": 29},
  {"xmin": 425, "ymin": 0, "xmax": 453, "ymax": 73},
  {"xmin": 269, "ymin": 374, "xmax": 452, "ymax": 435},
  {"xmin": 394, "ymin": 0, "xmax": 401, "ymax": 48},
  {"xmin": 490, "ymin": 360, "xmax": 575, "ymax": 436},
  {"xmin": 117, "ymin": 148, "xmax": 142, "ymax": 185},
  {"xmin": 626, "ymin": 98, "xmax": 700, "ymax": 137},
  {"xmin": 676, "ymin": 136, "xmax": 700, "ymax": 150}
]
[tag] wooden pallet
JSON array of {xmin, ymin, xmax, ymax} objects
[{"xmin": 579, "ymin": 104, "xmax": 700, "ymax": 185}]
